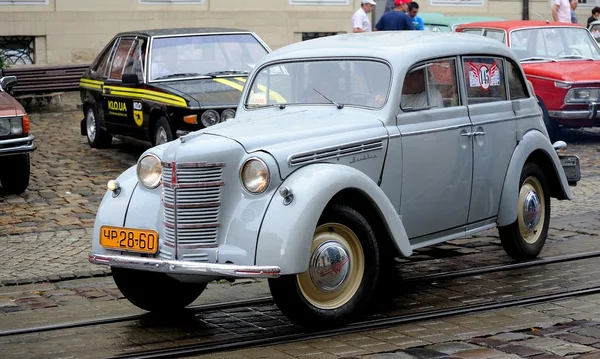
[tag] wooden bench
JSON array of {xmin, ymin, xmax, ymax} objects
[{"xmin": 0, "ymin": 63, "xmax": 90, "ymax": 107}]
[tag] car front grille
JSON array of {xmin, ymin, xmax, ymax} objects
[{"xmin": 161, "ymin": 161, "xmax": 225, "ymax": 253}]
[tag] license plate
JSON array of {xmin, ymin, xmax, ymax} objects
[
  {"xmin": 559, "ymin": 155, "xmax": 581, "ymax": 183},
  {"xmin": 100, "ymin": 226, "xmax": 159, "ymax": 254}
]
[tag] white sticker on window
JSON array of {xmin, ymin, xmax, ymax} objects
[{"xmin": 468, "ymin": 61, "xmax": 500, "ymax": 89}]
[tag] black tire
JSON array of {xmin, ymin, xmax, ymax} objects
[
  {"xmin": 0, "ymin": 153, "xmax": 30, "ymax": 194},
  {"xmin": 538, "ymin": 98, "xmax": 559, "ymax": 142},
  {"xmin": 153, "ymin": 117, "xmax": 174, "ymax": 146},
  {"xmin": 111, "ymin": 267, "xmax": 206, "ymax": 313},
  {"xmin": 268, "ymin": 204, "xmax": 380, "ymax": 329},
  {"xmin": 498, "ymin": 162, "xmax": 550, "ymax": 261},
  {"xmin": 85, "ymin": 107, "xmax": 112, "ymax": 148}
]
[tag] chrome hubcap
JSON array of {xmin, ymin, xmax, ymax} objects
[
  {"xmin": 155, "ymin": 127, "xmax": 168, "ymax": 145},
  {"xmin": 522, "ymin": 190, "xmax": 541, "ymax": 231},
  {"xmin": 86, "ymin": 110, "xmax": 96, "ymax": 141},
  {"xmin": 309, "ymin": 241, "xmax": 350, "ymax": 292}
]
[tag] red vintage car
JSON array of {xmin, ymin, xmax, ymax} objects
[{"xmin": 455, "ymin": 20, "xmax": 600, "ymax": 140}]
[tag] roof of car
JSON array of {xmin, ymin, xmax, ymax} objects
[
  {"xmin": 116, "ymin": 27, "xmax": 253, "ymax": 37},
  {"xmin": 259, "ymin": 31, "xmax": 519, "ymax": 70},
  {"xmin": 456, "ymin": 20, "xmax": 584, "ymax": 32}
]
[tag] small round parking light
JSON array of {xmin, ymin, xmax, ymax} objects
[
  {"xmin": 200, "ymin": 110, "xmax": 220, "ymax": 127},
  {"xmin": 221, "ymin": 109, "xmax": 236, "ymax": 121}
]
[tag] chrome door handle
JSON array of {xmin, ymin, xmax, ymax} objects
[
  {"xmin": 473, "ymin": 131, "xmax": 486, "ymax": 136},
  {"xmin": 461, "ymin": 132, "xmax": 473, "ymax": 137}
]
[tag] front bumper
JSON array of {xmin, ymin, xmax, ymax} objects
[
  {"xmin": 0, "ymin": 135, "xmax": 36, "ymax": 156},
  {"xmin": 88, "ymin": 253, "xmax": 282, "ymax": 279},
  {"xmin": 549, "ymin": 102, "xmax": 599, "ymax": 120}
]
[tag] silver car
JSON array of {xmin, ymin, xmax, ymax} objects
[{"xmin": 88, "ymin": 31, "xmax": 580, "ymax": 329}]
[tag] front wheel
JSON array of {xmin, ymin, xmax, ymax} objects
[
  {"xmin": 0, "ymin": 153, "xmax": 30, "ymax": 194},
  {"xmin": 153, "ymin": 117, "xmax": 174, "ymax": 146},
  {"xmin": 498, "ymin": 162, "xmax": 550, "ymax": 261},
  {"xmin": 268, "ymin": 204, "xmax": 380, "ymax": 329},
  {"xmin": 112, "ymin": 267, "xmax": 206, "ymax": 313},
  {"xmin": 85, "ymin": 107, "xmax": 112, "ymax": 148}
]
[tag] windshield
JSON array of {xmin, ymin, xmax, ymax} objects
[
  {"xmin": 509, "ymin": 27, "xmax": 600, "ymax": 61},
  {"xmin": 244, "ymin": 59, "xmax": 392, "ymax": 109},
  {"xmin": 149, "ymin": 33, "xmax": 269, "ymax": 81}
]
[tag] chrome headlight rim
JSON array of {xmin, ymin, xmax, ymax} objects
[
  {"xmin": 240, "ymin": 157, "xmax": 270, "ymax": 194},
  {"xmin": 200, "ymin": 109, "xmax": 220, "ymax": 127},
  {"xmin": 136, "ymin": 153, "xmax": 163, "ymax": 189},
  {"xmin": 221, "ymin": 109, "xmax": 236, "ymax": 121}
]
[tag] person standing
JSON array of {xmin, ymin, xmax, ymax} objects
[
  {"xmin": 587, "ymin": 6, "xmax": 600, "ymax": 26},
  {"xmin": 570, "ymin": 0, "xmax": 579, "ymax": 24},
  {"xmin": 552, "ymin": 0, "xmax": 572, "ymax": 23},
  {"xmin": 374, "ymin": 0, "xmax": 415, "ymax": 31},
  {"xmin": 408, "ymin": 2, "xmax": 424, "ymax": 30},
  {"xmin": 352, "ymin": 0, "xmax": 377, "ymax": 33}
]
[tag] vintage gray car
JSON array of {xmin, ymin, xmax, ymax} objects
[{"xmin": 88, "ymin": 31, "xmax": 580, "ymax": 329}]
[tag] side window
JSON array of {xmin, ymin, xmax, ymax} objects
[
  {"xmin": 92, "ymin": 41, "xmax": 116, "ymax": 78},
  {"xmin": 506, "ymin": 60, "xmax": 528, "ymax": 100},
  {"xmin": 401, "ymin": 58, "xmax": 459, "ymax": 111},
  {"xmin": 109, "ymin": 38, "xmax": 134, "ymax": 81},
  {"xmin": 484, "ymin": 30, "xmax": 506, "ymax": 43},
  {"xmin": 123, "ymin": 38, "xmax": 146, "ymax": 82},
  {"xmin": 461, "ymin": 28, "xmax": 483, "ymax": 35},
  {"xmin": 462, "ymin": 56, "xmax": 507, "ymax": 104}
]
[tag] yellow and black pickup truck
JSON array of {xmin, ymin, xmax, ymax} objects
[{"xmin": 79, "ymin": 27, "xmax": 271, "ymax": 148}]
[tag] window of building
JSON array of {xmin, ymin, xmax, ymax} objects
[
  {"xmin": 290, "ymin": 0, "xmax": 349, "ymax": 4},
  {"xmin": 139, "ymin": 0, "xmax": 203, "ymax": 3},
  {"xmin": 430, "ymin": 0, "xmax": 484, "ymax": 6},
  {"xmin": 0, "ymin": 36, "xmax": 34, "ymax": 65},
  {"xmin": 0, "ymin": 0, "xmax": 48, "ymax": 4},
  {"xmin": 401, "ymin": 58, "xmax": 459, "ymax": 111},
  {"xmin": 462, "ymin": 56, "xmax": 508, "ymax": 104}
]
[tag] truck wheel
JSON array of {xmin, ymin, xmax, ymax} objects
[
  {"xmin": 111, "ymin": 267, "xmax": 206, "ymax": 313},
  {"xmin": 0, "ymin": 153, "xmax": 30, "ymax": 194},
  {"xmin": 268, "ymin": 204, "xmax": 380, "ymax": 329},
  {"xmin": 85, "ymin": 107, "xmax": 112, "ymax": 148},
  {"xmin": 153, "ymin": 117, "xmax": 173, "ymax": 146},
  {"xmin": 498, "ymin": 162, "xmax": 550, "ymax": 261}
]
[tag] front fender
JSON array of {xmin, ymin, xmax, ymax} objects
[
  {"xmin": 255, "ymin": 163, "xmax": 412, "ymax": 275},
  {"xmin": 91, "ymin": 165, "xmax": 139, "ymax": 254},
  {"xmin": 497, "ymin": 129, "xmax": 572, "ymax": 227}
]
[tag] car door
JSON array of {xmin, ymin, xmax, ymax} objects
[
  {"xmin": 462, "ymin": 56, "xmax": 517, "ymax": 225},
  {"xmin": 103, "ymin": 36, "xmax": 136, "ymax": 134},
  {"xmin": 397, "ymin": 57, "xmax": 473, "ymax": 241}
]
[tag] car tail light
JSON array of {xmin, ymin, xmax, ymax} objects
[{"xmin": 22, "ymin": 115, "xmax": 29, "ymax": 136}]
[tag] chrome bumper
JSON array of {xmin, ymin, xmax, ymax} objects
[
  {"xmin": 88, "ymin": 253, "xmax": 282, "ymax": 279},
  {"xmin": 549, "ymin": 102, "xmax": 598, "ymax": 120},
  {"xmin": 0, "ymin": 135, "xmax": 36, "ymax": 156}
]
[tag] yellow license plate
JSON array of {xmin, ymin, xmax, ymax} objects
[{"xmin": 100, "ymin": 226, "xmax": 159, "ymax": 254}]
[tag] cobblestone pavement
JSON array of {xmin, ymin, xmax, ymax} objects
[{"xmin": 1, "ymin": 92, "xmax": 600, "ymax": 284}]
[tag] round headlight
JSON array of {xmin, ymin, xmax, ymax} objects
[
  {"xmin": 137, "ymin": 154, "xmax": 162, "ymax": 189},
  {"xmin": 221, "ymin": 109, "xmax": 236, "ymax": 121},
  {"xmin": 200, "ymin": 110, "xmax": 220, "ymax": 127},
  {"xmin": 241, "ymin": 158, "xmax": 270, "ymax": 194}
]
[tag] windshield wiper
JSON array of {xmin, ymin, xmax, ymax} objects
[
  {"xmin": 558, "ymin": 54, "xmax": 595, "ymax": 61},
  {"xmin": 154, "ymin": 72, "xmax": 203, "ymax": 80},
  {"xmin": 312, "ymin": 88, "xmax": 344, "ymax": 109},
  {"xmin": 203, "ymin": 70, "xmax": 249, "ymax": 77},
  {"xmin": 519, "ymin": 57, "xmax": 558, "ymax": 63}
]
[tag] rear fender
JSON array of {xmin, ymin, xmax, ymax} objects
[{"xmin": 255, "ymin": 163, "xmax": 412, "ymax": 275}]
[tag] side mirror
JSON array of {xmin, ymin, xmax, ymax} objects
[
  {"xmin": 122, "ymin": 73, "xmax": 140, "ymax": 84},
  {"xmin": 0, "ymin": 76, "xmax": 17, "ymax": 91}
]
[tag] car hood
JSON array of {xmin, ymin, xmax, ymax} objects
[
  {"xmin": 0, "ymin": 92, "xmax": 19, "ymax": 116},
  {"xmin": 156, "ymin": 77, "xmax": 245, "ymax": 107},
  {"xmin": 183, "ymin": 107, "xmax": 389, "ymax": 178},
  {"xmin": 522, "ymin": 61, "xmax": 600, "ymax": 83}
]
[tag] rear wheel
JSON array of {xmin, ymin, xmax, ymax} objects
[
  {"xmin": 498, "ymin": 162, "xmax": 550, "ymax": 260},
  {"xmin": 268, "ymin": 204, "xmax": 379, "ymax": 329},
  {"xmin": 0, "ymin": 153, "xmax": 30, "ymax": 194},
  {"xmin": 85, "ymin": 107, "xmax": 112, "ymax": 148},
  {"xmin": 112, "ymin": 267, "xmax": 206, "ymax": 313}
]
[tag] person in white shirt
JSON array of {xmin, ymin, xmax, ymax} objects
[
  {"xmin": 401, "ymin": 69, "xmax": 443, "ymax": 110},
  {"xmin": 552, "ymin": 0, "xmax": 572, "ymax": 23},
  {"xmin": 352, "ymin": 0, "xmax": 376, "ymax": 33}
]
